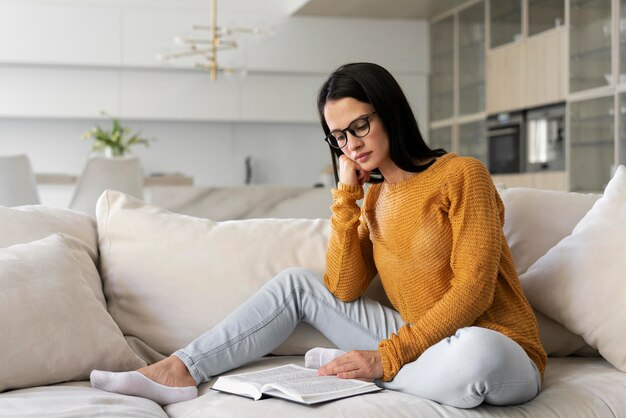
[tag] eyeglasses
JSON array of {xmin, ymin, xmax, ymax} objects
[{"xmin": 324, "ymin": 111, "xmax": 376, "ymax": 149}]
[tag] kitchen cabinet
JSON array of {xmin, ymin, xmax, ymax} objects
[
  {"xmin": 487, "ymin": 0, "xmax": 566, "ymax": 114},
  {"xmin": 489, "ymin": 0, "xmax": 522, "ymax": 48},
  {"xmin": 569, "ymin": 0, "xmax": 612, "ymax": 92},
  {"xmin": 619, "ymin": 92, "xmax": 626, "ymax": 165},
  {"xmin": 569, "ymin": 95, "xmax": 614, "ymax": 192},
  {"xmin": 528, "ymin": 0, "xmax": 565, "ymax": 36},
  {"xmin": 428, "ymin": 126, "xmax": 454, "ymax": 152},
  {"xmin": 486, "ymin": 42, "xmax": 524, "ymax": 113},
  {"xmin": 459, "ymin": 120, "xmax": 488, "ymax": 164},
  {"xmin": 487, "ymin": 27, "xmax": 566, "ymax": 113},
  {"xmin": 459, "ymin": 2, "xmax": 486, "ymax": 115},
  {"xmin": 620, "ymin": 0, "xmax": 626, "ymax": 81},
  {"xmin": 430, "ymin": 16, "xmax": 455, "ymax": 121},
  {"xmin": 523, "ymin": 28, "xmax": 568, "ymax": 107},
  {"xmin": 429, "ymin": 2, "xmax": 486, "ymax": 158}
]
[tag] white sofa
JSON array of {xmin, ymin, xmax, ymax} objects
[{"xmin": 1, "ymin": 171, "xmax": 626, "ymax": 418}]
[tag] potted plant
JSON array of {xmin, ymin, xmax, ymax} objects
[{"xmin": 81, "ymin": 116, "xmax": 153, "ymax": 158}]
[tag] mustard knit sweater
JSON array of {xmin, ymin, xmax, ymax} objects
[{"xmin": 325, "ymin": 153, "xmax": 546, "ymax": 382}]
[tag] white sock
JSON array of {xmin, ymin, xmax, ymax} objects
[
  {"xmin": 90, "ymin": 370, "xmax": 197, "ymax": 405},
  {"xmin": 304, "ymin": 347, "xmax": 346, "ymax": 369}
]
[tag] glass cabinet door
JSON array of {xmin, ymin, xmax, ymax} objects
[
  {"xmin": 430, "ymin": 17, "xmax": 454, "ymax": 122},
  {"xmin": 569, "ymin": 96, "xmax": 615, "ymax": 192},
  {"xmin": 458, "ymin": 1, "xmax": 485, "ymax": 115},
  {"xmin": 528, "ymin": 0, "xmax": 564, "ymax": 36},
  {"xmin": 459, "ymin": 120, "xmax": 488, "ymax": 165},
  {"xmin": 619, "ymin": 93, "xmax": 626, "ymax": 165},
  {"xmin": 489, "ymin": 0, "xmax": 522, "ymax": 48},
  {"xmin": 618, "ymin": 0, "xmax": 626, "ymax": 83},
  {"xmin": 569, "ymin": 0, "xmax": 612, "ymax": 93},
  {"xmin": 429, "ymin": 126, "xmax": 453, "ymax": 153}
]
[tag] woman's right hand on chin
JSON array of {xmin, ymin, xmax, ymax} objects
[{"xmin": 338, "ymin": 155, "xmax": 370, "ymax": 186}]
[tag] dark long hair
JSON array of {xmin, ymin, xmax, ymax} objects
[{"xmin": 317, "ymin": 62, "xmax": 446, "ymax": 184}]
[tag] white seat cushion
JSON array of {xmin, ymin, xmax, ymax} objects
[
  {"xmin": 0, "ymin": 382, "xmax": 167, "ymax": 418},
  {"xmin": 164, "ymin": 356, "xmax": 626, "ymax": 418}
]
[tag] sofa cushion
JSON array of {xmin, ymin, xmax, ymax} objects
[
  {"xmin": 498, "ymin": 187, "xmax": 600, "ymax": 275},
  {"xmin": 0, "ymin": 205, "xmax": 107, "ymax": 309},
  {"xmin": 498, "ymin": 186, "xmax": 600, "ymax": 357},
  {"xmin": 534, "ymin": 311, "xmax": 598, "ymax": 357},
  {"xmin": 97, "ymin": 190, "xmax": 391, "ymax": 358},
  {"xmin": 0, "ymin": 382, "xmax": 167, "ymax": 417},
  {"xmin": 164, "ymin": 356, "xmax": 626, "ymax": 418},
  {"xmin": 0, "ymin": 205, "xmax": 98, "ymax": 263},
  {"xmin": 521, "ymin": 165, "xmax": 626, "ymax": 372},
  {"xmin": 0, "ymin": 234, "xmax": 146, "ymax": 393}
]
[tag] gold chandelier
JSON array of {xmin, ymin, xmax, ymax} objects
[{"xmin": 157, "ymin": 0, "xmax": 269, "ymax": 80}]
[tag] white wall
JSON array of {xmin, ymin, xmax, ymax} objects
[{"xmin": 0, "ymin": 0, "xmax": 430, "ymax": 206}]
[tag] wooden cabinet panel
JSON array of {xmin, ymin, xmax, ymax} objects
[
  {"xmin": 523, "ymin": 29, "xmax": 567, "ymax": 108},
  {"xmin": 491, "ymin": 171, "xmax": 568, "ymax": 190},
  {"xmin": 487, "ymin": 29, "xmax": 566, "ymax": 113},
  {"xmin": 486, "ymin": 43, "xmax": 524, "ymax": 113}
]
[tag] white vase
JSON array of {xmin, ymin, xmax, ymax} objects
[{"xmin": 104, "ymin": 147, "xmax": 126, "ymax": 159}]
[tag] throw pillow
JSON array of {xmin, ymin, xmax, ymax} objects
[
  {"xmin": 534, "ymin": 311, "xmax": 598, "ymax": 357},
  {"xmin": 520, "ymin": 165, "xmax": 626, "ymax": 371},
  {"xmin": 498, "ymin": 187, "xmax": 600, "ymax": 275},
  {"xmin": 499, "ymin": 187, "xmax": 600, "ymax": 356},
  {"xmin": 0, "ymin": 205, "xmax": 98, "ymax": 261},
  {"xmin": 0, "ymin": 205, "xmax": 104, "ymax": 304},
  {"xmin": 96, "ymin": 190, "xmax": 389, "ymax": 357},
  {"xmin": 0, "ymin": 234, "xmax": 146, "ymax": 392}
]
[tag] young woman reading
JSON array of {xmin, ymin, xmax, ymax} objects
[{"xmin": 91, "ymin": 62, "xmax": 546, "ymax": 408}]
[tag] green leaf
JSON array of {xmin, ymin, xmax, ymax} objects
[{"xmin": 81, "ymin": 116, "xmax": 155, "ymax": 155}]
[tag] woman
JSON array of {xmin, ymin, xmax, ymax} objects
[{"xmin": 91, "ymin": 62, "xmax": 546, "ymax": 408}]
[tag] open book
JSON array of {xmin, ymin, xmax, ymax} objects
[{"xmin": 212, "ymin": 364, "xmax": 381, "ymax": 405}]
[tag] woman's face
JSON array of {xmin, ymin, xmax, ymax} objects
[{"xmin": 323, "ymin": 98, "xmax": 392, "ymax": 173}]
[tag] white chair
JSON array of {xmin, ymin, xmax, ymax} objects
[
  {"xmin": 69, "ymin": 156, "xmax": 143, "ymax": 216},
  {"xmin": 0, "ymin": 154, "xmax": 40, "ymax": 206}
]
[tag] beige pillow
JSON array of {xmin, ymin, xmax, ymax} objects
[
  {"xmin": 534, "ymin": 311, "xmax": 598, "ymax": 357},
  {"xmin": 0, "ymin": 205, "xmax": 104, "ymax": 306},
  {"xmin": 0, "ymin": 205, "xmax": 98, "ymax": 262},
  {"xmin": 499, "ymin": 187, "xmax": 600, "ymax": 275},
  {"xmin": 97, "ymin": 190, "xmax": 389, "ymax": 357},
  {"xmin": 521, "ymin": 165, "xmax": 626, "ymax": 371},
  {"xmin": 499, "ymin": 186, "xmax": 601, "ymax": 356},
  {"xmin": 0, "ymin": 234, "xmax": 146, "ymax": 392}
]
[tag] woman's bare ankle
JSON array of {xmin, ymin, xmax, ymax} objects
[{"xmin": 138, "ymin": 355, "xmax": 196, "ymax": 387}]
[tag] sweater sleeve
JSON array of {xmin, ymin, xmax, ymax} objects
[
  {"xmin": 324, "ymin": 182, "xmax": 378, "ymax": 302},
  {"xmin": 378, "ymin": 160, "xmax": 503, "ymax": 381}
]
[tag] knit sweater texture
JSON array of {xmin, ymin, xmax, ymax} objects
[{"xmin": 325, "ymin": 153, "xmax": 547, "ymax": 382}]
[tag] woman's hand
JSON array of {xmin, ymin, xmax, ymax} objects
[
  {"xmin": 338, "ymin": 155, "xmax": 370, "ymax": 186},
  {"xmin": 317, "ymin": 350, "xmax": 383, "ymax": 381}
]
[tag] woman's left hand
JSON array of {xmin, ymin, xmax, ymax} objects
[{"xmin": 317, "ymin": 350, "xmax": 383, "ymax": 381}]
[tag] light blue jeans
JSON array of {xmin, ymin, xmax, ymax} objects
[{"xmin": 174, "ymin": 268, "xmax": 541, "ymax": 408}]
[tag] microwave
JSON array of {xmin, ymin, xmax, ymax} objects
[{"xmin": 486, "ymin": 103, "xmax": 565, "ymax": 175}]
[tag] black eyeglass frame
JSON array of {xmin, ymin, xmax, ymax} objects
[{"xmin": 323, "ymin": 111, "xmax": 377, "ymax": 149}]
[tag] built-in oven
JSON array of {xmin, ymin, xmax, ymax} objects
[{"xmin": 487, "ymin": 111, "xmax": 524, "ymax": 174}]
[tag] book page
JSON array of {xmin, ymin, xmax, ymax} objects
[
  {"xmin": 228, "ymin": 365, "xmax": 372, "ymax": 396},
  {"xmin": 269, "ymin": 373, "xmax": 371, "ymax": 396},
  {"xmin": 227, "ymin": 365, "xmax": 317, "ymax": 388},
  {"xmin": 214, "ymin": 364, "xmax": 381, "ymax": 404}
]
